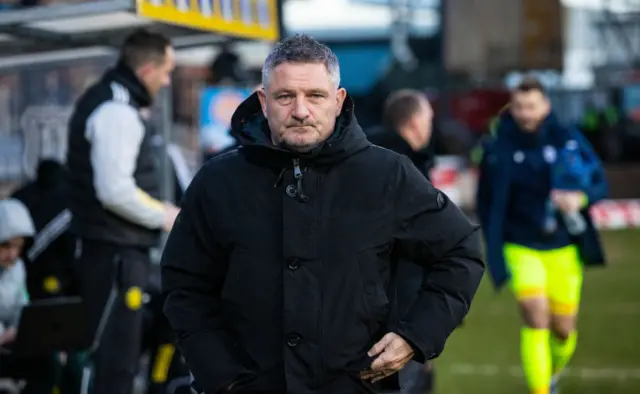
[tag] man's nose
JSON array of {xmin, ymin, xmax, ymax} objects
[{"xmin": 292, "ymin": 98, "xmax": 310, "ymax": 119}]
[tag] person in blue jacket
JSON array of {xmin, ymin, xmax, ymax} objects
[{"xmin": 476, "ymin": 77, "xmax": 608, "ymax": 394}]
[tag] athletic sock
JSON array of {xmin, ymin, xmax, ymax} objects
[
  {"xmin": 521, "ymin": 327, "xmax": 551, "ymax": 394},
  {"xmin": 550, "ymin": 330, "xmax": 577, "ymax": 377}
]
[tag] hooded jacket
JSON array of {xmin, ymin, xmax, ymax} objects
[
  {"xmin": 0, "ymin": 198, "xmax": 35, "ymax": 333},
  {"xmin": 162, "ymin": 93, "xmax": 484, "ymax": 394}
]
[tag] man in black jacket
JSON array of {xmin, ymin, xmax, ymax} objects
[
  {"xmin": 368, "ymin": 90, "xmax": 437, "ymax": 394},
  {"xmin": 368, "ymin": 89, "xmax": 435, "ymax": 180},
  {"xmin": 162, "ymin": 34, "xmax": 484, "ymax": 394},
  {"xmin": 67, "ymin": 29, "xmax": 180, "ymax": 394}
]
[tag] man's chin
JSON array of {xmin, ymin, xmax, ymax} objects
[
  {"xmin": 281, "ymin": 139, "xmax": 321, "ymax": 153},
  {"xmin": 518, "ymin": 123, "xmax": 539, "ymax": 133}
]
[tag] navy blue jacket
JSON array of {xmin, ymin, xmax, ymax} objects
[{"xmin": 476, "ymin": 112, "xmax": 608, "ymax": 289}]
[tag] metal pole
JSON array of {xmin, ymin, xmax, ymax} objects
[
  {"xmin": 277, "ymin": 0, "xmax": 286, "ymax": 39},
  {"xmin": 160, "ymin": 88, "xmax": 175, "ymax": 204},
  {"xmin": 390, "ymin": 0, "xmax": 417, "ymax": 70},
  {"xmin": 437, "ymin": 0, "xmax": 449, "ymax": 119},
  {"xmin": 157, "ymin": 88, "xmax": 174, "ymax": 253}
]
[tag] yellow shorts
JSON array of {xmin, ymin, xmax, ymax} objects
[{"xmin": 504, "ymin": 243, "xmax": 583, "ymax": 316}]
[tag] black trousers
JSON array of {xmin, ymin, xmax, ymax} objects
[
  {"xmin": 395, "ymin": 262, "xmax": 434, "ymax": 394},
  {"xmin": 74, "ymin": 238, "xmax": 150, "ymax": 394}
]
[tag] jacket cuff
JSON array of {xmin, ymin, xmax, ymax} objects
[
  {"xmin": 394, "ymin": 326, "xmax": 437, "ymax": 364},
  {"xmin": 178, "ymin": 332, "xmax": 251, "ymax": 394}
]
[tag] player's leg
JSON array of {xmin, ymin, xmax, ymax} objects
[
  {"xmin": 504, "ymin": 243, "xmax": 552, "ymax": 394},
  {"xmin": 545, "ymin": 245, "xmax": 583, "ymax": 391},
  {"xmin": 91, "ymin": 246, "xmax": 150, "ymax": 394}
]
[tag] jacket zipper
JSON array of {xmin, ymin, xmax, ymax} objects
[{"xmin": 292, "ymin": 158, "xmax": 309, "ymax": 202}]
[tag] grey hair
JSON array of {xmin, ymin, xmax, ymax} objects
[{"xmin": 262, "ymin": 34, "xmax": 341, "ymax": 89}]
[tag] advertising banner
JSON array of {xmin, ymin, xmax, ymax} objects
[
  {"xmin": 199, "ymin": 86, "xmax": 252, "ymax": 153},
  {"xmin": 137, "ymin": 0, "xmax": 279, "ymax": 41}
]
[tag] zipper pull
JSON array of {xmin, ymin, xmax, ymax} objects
[
  {"xmin": 292, "ymin": 158, "xmax": 309, "ymax": 202},
  {"xmin": 293, "ymin": 158, "xmax": 303, "ymax": 180}
]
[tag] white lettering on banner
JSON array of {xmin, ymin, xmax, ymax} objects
[
  {"xmin": 241, "ymin": 0, "xmax": 252, "ymax": 24},
  {"xmin": 175, "ymin": 0, "xmax": 189, "ymax": 12},
  {"xmin": 221, "ymin": 0, "xmax": 234, "ymax": 20},
  {"xmin": 257, "ymin": 0, "xmax": 270, "ymax": 27},
  {"xmin": 199, "ymin": 0, "xmax": 213, "ymax": 16},
  {"xmin": 20, "ymin": 105, "xmax": 73, "ymax": 179}
]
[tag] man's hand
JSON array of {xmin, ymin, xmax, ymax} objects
[
  {"xmin": 162, "ymin": 202, "xmax": 180, "ymax": 232},
  {"xmin": 359, "ymin": 332, "xmax": 414, "ymax": 383},
  {"xmin": 552, "ymin": 190, "xmax": 586, "ymax": 214},
  {"xmin": 0, "ymin": 327, "xmax": 17, "ymax": 346}
]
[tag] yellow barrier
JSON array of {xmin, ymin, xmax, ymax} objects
[{"xmin": 137, "ymin": 0, "xmax": 279, "ymax": 41}]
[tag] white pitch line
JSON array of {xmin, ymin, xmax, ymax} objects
[
  {"xmin": 482, "ymin": 302, "xmax": 640, "ymax": 316},
  {"xmin": 449, "ymin": 363, "xmax": 640, "ymax": 380}
]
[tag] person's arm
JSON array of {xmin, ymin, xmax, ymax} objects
[
  {"xmin": 572, "ymin": 129, "xmax": 608, "ymax": 205},
  {"xmin": 7, "ymin": 261, "xmax": 28, "ymax": 330},
  {"xmin": 393, "ymin": 156, "xmax": 485, "ymax": 362},
  {"xmin": 475, "ymin": 139, "xmax": 493, "ymax": 228},
  {"xmin": 86, "ymin": 101, "xmax": 165, "ymax": 229},
  {"xmin": 161, "ymin": 166, "xmax": 253, "ymax": 394}
]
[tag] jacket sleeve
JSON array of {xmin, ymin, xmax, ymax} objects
[
  {"xmin": 87, "ymin": 102, "xmax": 165, "ymax": 229},
  {"xmin": 571, "ymin": 129, "xmax": 608, "ymax": 204},
  {"xmin": 161, "ymin": 168, "xmax": 252, "ymax": 394},
  {"xmin": 392, "ymin": 156, "xmax": 485, "ymax": 362},
  {"xmin": 7, "ymin": 261, "xmax": 28, "ymax": 329},
  {"xmin": 475, "ymin": 140, "xmax": 493, "ymax": 228}
]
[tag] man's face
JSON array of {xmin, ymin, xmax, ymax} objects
[
  {"xmin": 258, "ymin": 62, "xmax": 347, "ymax": 152},
  {"xmin": 0, "ymin": 237, "xmax": 25, "ymax": 268},
  {"xmin": 412, "ymin": 98, "xmax": 434, "ymax": 146},
  {"xmin": 139, "ymin": 46, "xmax": 176, "ymax": 98},
  {"xmin": 510, "ymin": 90, "xmax": 550, "ymax": 132}
]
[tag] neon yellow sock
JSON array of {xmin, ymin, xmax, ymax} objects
[
  {"xmin": 550, "ymin": 331, "xmax": 577, "ymax": 377},
  {"xmin": 521, "ymin": 327, "xmax": 551, "ymax": 394}
]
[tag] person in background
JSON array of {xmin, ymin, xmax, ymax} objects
[
  {"xmin": 368, "ymin": 89, "xmax": 435, "ymax": 179},
  {"xmin": 367, "ymin": 89, "xmax": 436, "ymax": 394},
  {"xmin": 66, "ymin": 28, "xmax": 179, "ymax": 394},
  {"xmin": 12, "ymin": 159, "xmax": 75, "ymax": 301},
  {"xmin": 0, "ymin": 198, "xmax": 57, "ymax": 394},
  {"xmin": 11, "ymin": 158, "xmax": 86, "ymax": 394},
  {"xmin": 476, "ymin": 77, "xmax": 608, "ymax": 394}
]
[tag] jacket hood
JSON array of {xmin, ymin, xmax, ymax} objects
[
  {"xmin": 229, "ymin": 92, "xmax": 371, "ymax": 166},
  {"xmin": 0, "ymin": 199, "xmax": 35, "ymax": 244},
  {"xmin": 36, "ymin": 159, "xmax": 67, "ymax": 190},
  {"xmin": 103, "ymin": 61, "xmax": 152, "ymax": 108}
]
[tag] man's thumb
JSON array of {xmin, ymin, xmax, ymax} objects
[{"xmin": 368, "ymin": 333, "xmax": 394, "ymax": 356}]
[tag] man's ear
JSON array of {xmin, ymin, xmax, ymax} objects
[
  {"xmin": 257, "ymin": 88, "xmax": 268, "ymax": 117},
  {"xmin": 543, "ymin": 96, "xmax": 552, "ymax": 114},
  {"xmin": 335, "ymin": 88, "xmax": 347, "ymax": 117}
]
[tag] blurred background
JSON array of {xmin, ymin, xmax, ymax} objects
[{"xmin": 0, "ymin": 0, "xmax": 638, "ymax": 393}]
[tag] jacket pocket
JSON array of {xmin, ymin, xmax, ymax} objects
[{"xmin": 355, "ymin": 249, "xmax": 390, "ymax": 336}]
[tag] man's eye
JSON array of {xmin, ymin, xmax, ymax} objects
[{"xmin": 277, "ymin": 95, "xmax": 292, "ymax": 100}]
